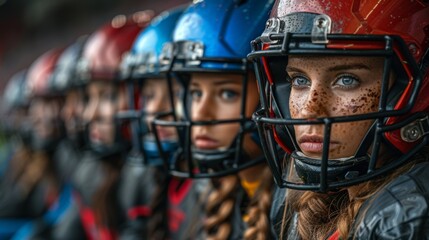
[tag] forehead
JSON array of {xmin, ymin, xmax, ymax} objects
[
  {"xmin": 287, "ymin": 56, "xmax": 384, "ymax": 70},
  {"xmin": 87, "ymin": 81, "xmax": 115, "ymax": 92}
]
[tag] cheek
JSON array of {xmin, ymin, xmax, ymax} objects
[
  {"xmin": 76, "ymin": 101, "xmax": 84, "ymax": 115},
  {"xmin": 289, "ymin": 92, "xmax": 305, "ymax": 117},
  {"xmin": 190, "ymin": 101, "xmax": 200, "ymax": 120},
  {"xmin": 222, "ymin": 103, "xmax": 241, "ymax": 119},
  {"xmin": 98, "ymin": 122, "xmax": 116, "ymax": 144},
  {"xmin": 118, "ymin": 93, "xmax": 128, "ymax": 111},
  {"xmin": 144, "ymin": 99, "xmax": 155, "ymax": 113},
  {"xmin": 215, "ymin": 123, "xmax": 241, "ymax": 147},
  {"xmin": 100, "ymin": 102, "xmax": 115, "ymax": 120},
  {"xmin": 62, "ymin": 103, "xmax": 72, "ymax": 117},
  {"xmin": 337, "ymin": 88, "xmax": 380, "ymax": 115},
  {"xmin": 42, "ymin": 103, "xmax": 57, "ymax": 120},
  {"xmin": 331, "ymin": 120, "xmax": 373, "ymax": 155}
]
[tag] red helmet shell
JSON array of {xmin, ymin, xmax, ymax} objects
[
  {"xmin": 270, "ymin": 0, "xmax": 429, "ymax": 153},
  {"xmin": 81, "ymin": 12, "xmax": 153, "ymax": 81},
  {"xmin": 26, "ymin": 48, "xmax": 64, "ymax": 98}
]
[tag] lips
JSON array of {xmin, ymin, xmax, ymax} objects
[
  {"xmin": 90, "ymin": 128, "xmax": 102, "ymax": 143},
  {"xmin": 298, "ymin": 135, "xmax": 339, "ymax": 153},
  {"xmin": 194, "ymin": 135, "xmax": 219, "ymax": 149}
]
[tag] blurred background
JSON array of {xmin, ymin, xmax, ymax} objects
[{"xmin": 0, "ymin": 0, "xmax": 189, "ymax": 92}]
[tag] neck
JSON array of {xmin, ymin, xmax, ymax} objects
[
  {"xmin": 238, "ymin": 163, "xmax": 266, "ymax": 198},
  {"xmin": 238, "ymin": 162, "xmax": 265, "ymax": 182}
]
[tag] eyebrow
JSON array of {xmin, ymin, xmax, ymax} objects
[{"xmin": 286, "ymin": 63, "xmax": 371, "ymax": 72}]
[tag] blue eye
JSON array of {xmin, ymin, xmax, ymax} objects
[
  {"xmin": 221, "ymin": 90, "xmax": 239, "ymax": 100},
  {"xmin": 291, "ymin": 75, "xmax": 310, "ymax": 88},
  {"xmin": 142, "ymin": 92, "xmax": 155, "ymax": 103},
  {"xmin": 190, "ymin": 89, "xmax": 202, "ymax": 100},
  {"xmin": 334, "ymin": 75, "xmax": 360, "ymax": 88}
]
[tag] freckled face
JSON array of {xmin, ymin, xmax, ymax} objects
[{"xmin": 288, "ymin": 56, "xmax": 385, "ymax": 159}]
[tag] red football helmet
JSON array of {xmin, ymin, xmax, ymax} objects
[
  {"xmin": 26, "ymin": 48, "xmax": 66, "ymax": 150},
  {"xmin": 79, "ymin": 12, "xmax": 153, "ymax": 82},
  {"xmin": 248, "ymin": 0, "xmax": 429, "ymax": 191},
  {"xmin": 79, "ymin": 12, "xmax": 152, "ymax": 155},
  {"xmin": 26, "ymin": 48, "xmax": 65, "ymax": 98}
]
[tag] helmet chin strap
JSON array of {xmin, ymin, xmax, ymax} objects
[
  {"xmin": 292, "ymin": 122, "xmax": 377, "ymax": 185},
  {"xmin": 292, "ymin": 151, "xmax": 370, "ymax": 185},
  {"xmin": 143, "ymin": 137, "xmax": 178, "ymax": 166},
  {"xmin": 186, "ymin": 146, "xmax": 265, "ymax": 177},
  {"xmin": 169, "ymin": 127, "xmax": 266, "ymax": 178},
  {"xmin": 192, "ymin": 147, "xmax": 238, "ymax": 173},
  {"xmin": 90, "ymin": 141, "xmax": 129, "ymax": 159}
]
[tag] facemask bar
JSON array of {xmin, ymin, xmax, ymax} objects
[
  {"xmin": 117, "ymin": 41, "xmax": 182, "ymax": 166},
  {"xmin": 255, "ymin": 113, "xmax": 429, "ymax": 191},
  {"xmin": 115, "ymin": 83, "xmax": 144, "ymax": 162},
  {"xmin": 152, "ymin": 41, "xmax": 265, "ymax": 178},
  {"xmin": 248, "ymin": 28, "xmax": 424, "ymax": 192}
]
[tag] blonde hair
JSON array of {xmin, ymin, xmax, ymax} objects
[
  {"xmin": 244, "ymin": 167, "xmax": 274, "ymax": 240},
  {"xmin": 205, "ymin": 175, "xmax": 240, "ymax": 240},
  {"xmin": 204, "ymin": 166, "xmax": 274, "ymax": 240}
]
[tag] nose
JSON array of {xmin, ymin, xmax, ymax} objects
[
  {"xmin": 82, "ymin": 98, "xmax": 99, "ymax": 124},
  {"xmin": 191, "ymin": 93, "xmax": 215, "ymax": 122},
  {"xmin": 29, "ymin": 100, "xmax": 43, "ymax": 125},
  {"xmin": 151, "ymin": 94, "xmax": 170, "ymax": 114},
  {"xmin": 61, "ymin": 100, "xmax": 72, "ymax": 123},
  {"xmin": 300, "ymin": 84, "xmax": 330, "ymax": 119}
]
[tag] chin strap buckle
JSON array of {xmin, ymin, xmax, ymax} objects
[{"xmin": 401, "ymin": 115, "xmax": 429, "ymax": 142}]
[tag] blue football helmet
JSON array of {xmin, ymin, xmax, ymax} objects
[
  {"xmin": 152, "ymin": 0, "xmax": 275, "ymax": 178},
  {"xmin": 119, "ymin": 6, "xmax": 186, "ymax": 166}
]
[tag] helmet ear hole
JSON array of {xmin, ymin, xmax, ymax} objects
[
  {"xmin": 385, "ymin": 56, "xmax": 410, "ymax": 112},
  {"xmin": 268, "ymin": 56, "xmax": 297, "ymax": 152},
  {"xmin": 271, "ymin": 91, "xmax": 297, "ymax": 153}
]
